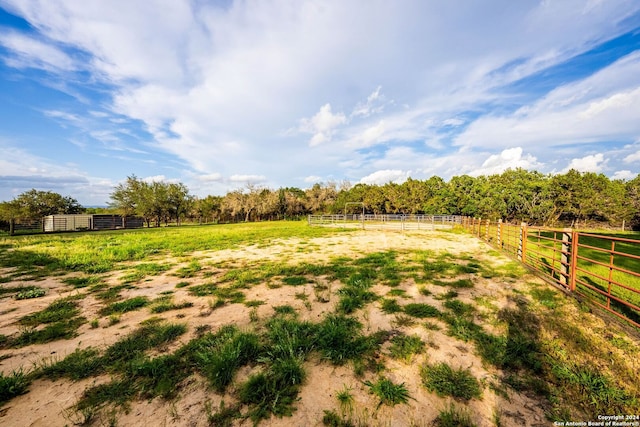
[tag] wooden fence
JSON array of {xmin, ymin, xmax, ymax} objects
[{"xmin": 460, "ymin": 217, "xmax": 640, "ymax": 328}]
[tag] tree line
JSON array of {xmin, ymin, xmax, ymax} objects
[{"xmin": 1, "ymin": 169, "xmax": 639, "ymax": 232}]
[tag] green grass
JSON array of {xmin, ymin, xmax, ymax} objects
[
  {"xmin": 403, "ymin": 303, "xmax": 440, "ymax": 318},
  {"xmin": 434, "ymin": 403, "xmax": 477, "ymax": 427},
  {"xmin": 62, "ymin": 275, "xmax": 103, "ymax": 289},
  {"xmin": 149, "ymin": 296, "xmax": 193, "ymax": 313},
  {"xmin": 174, "ymin": 260, "xmax": 202, "ymax": 278},
  {"xmin": 19, "ymin": 297, "xmax": 81, "ymax": 326},
  {"xmin": 315, "ymin": 314, "xmax": 378, "ymax": 365},
  {"xmin": 282, "ymin": 276, "xmax": 308, "ymax": 286},
  {"xmin": 420, "ymin": 362, "xmax": 482, "ymax": 401},
  {"xmin": 99, "ymin": 296, "xmax": 149, "ymax": 315},
  {"xmin": 39, "ymin": 347, "xmax": 104, "ymax": 380},
  {"xmin": 0, "ymin": 221, "xmax": 341, "ymax": 276},
  {"xmin": 15, "ymin": 287, "xmax": 46, "ymax": 299},
  {"xmin": 364, "ymin": 376, "xmax": 411, "ymax": 408},
  {"xmin": 380, "ymin": 298, "xmax": 403, "ymax": 314},
  {"xmin": 389, "ymin": 334, "xmax": 425, "ymax": 362},
  {"xmin": 0, "ymin": 369, "xmax": 30, "ymax": 405},
  {"xmin": 121, "ymin": 262, "xmax": 172, "ymax": 283},
  {"xmin": 205, "ymin": 400, "xmax": 241, "ymax": 427},
  {"xmin": 191, "ymin": 325, "xmax": 261, "ymax": 392}
]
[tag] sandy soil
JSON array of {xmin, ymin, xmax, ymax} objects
[{"xmin": 0, "ymin": 229, "xmax": 610, "ymax": 426}]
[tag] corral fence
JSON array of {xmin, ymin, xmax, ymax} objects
[
  {"xmin": 460, "ymin": 217, "xmax": 640, "ymax": 329},
  {"xmin": 308, "ymin": 214, "xmax": 461, "ymax": 230}
]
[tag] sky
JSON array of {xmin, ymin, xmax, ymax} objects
[{"xmin": 0, "ymin": 0, "xmax": 639, "ymax": 206}]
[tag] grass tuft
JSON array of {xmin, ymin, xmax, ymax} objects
[
  {"xmin": 364, "ymin": 376, "xmax": 411, "ymax": 408},
  {"xmin": 421, "ymin": 362, "xmax": 482, "ymax": 401}
]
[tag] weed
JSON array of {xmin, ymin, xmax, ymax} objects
[
  {"xmin": 150, "ymin": 296, "xmax": 193, "ymax": 313},
  {"xmin": 316, "ymin": 314, "xmax": 377, "ymax": 365},
  {"xmin": 266, "ymin": 316, "xmax": 317, "ymax": 360},
  {"xmin": 380, "ymin": 298, "xmax": 403, "ymax": 314},
  {"xmin": 419, "ymin": 286, "xmax": 432, "ymax": 296},
  {"xmin": 283, "ymin": 276, "xmax": 308, "ymax": 286},
  {"xmin": 434, "ymin": 403, "xmax": 477, "ymax": 427},
  {"xmin": 273, "ymin": 305, "xmax": 296, "ymax": 315},
  {"xmin": 392, "ymin": 314, "xmax": 416, "ymax": 327},
  {"xmin": 15, "ymin": 287, "xmax": 46, "ymax": 299},
  {"xmin": 245, "ymin": 299, "xmax": 266, "ymax": 307},
  {"xmin": 443, "ymin": 299, "xmax": 475, "ymax": 317},
  {"xmin": 102, "ymin": 322, "xmax": 187, "ymax": 369},
  {"xmin": 90, "ymin": 318, "xmax": 99, "ymax": 328},
  {"xmin": 238, "ymin": 357, "xmax": 305, "ymax": 423},
  {"xmin": 387, "ymin": 289, "xmax": 407, "ymax": 297},
  {"xmin": 188, "ymin": 282, "xmax": 217, "ymax": 296},
  {"xmin": 100, "ymin": 296, "xmax": 149, "ymax": 315},
  {"xmin": 336, "ymin": 385, "xmax": 355, "ymax": 415},
  {"xmin": 364, "ymin": 376, "xmax": 411, "ymax": 408},
  {"xmin": 63, "ymin": 275, "xmax": 103, "ymax": 289},
  {"xmin": 322, "ymin": 409, "xmax": 356, "ymax": 427},
  {"xmin": 192, "ymin": 325, "xmax": 261, "ymax": 392},
  {"xmin": 424, "ymin": 321, "xmax": 441, "ymax": 331},
  {"xmin": 404, "ymin": 303, "xmax": 440, "ymax": 318},
  {"xmin": 175, "ymin": 281, "xmax": 190, "ymax": 288},
  {"xmin": 12, "ymin": 318, "xmax": 85, "ymax": 347},
  {"xmin": 174, "ymin": 260, "xmax": 202, "ymax": 278},
  {"xmin": 421, "ymin": 362, "xmax": 481, "ymax": 401},
  {"xmin": 108, "ymin": 314, "xmax": 121, "ymax": 325},
  {"xmin": 389, "ymin": 334, "xmax": 425, "ymax": 362},
  {"xmin": 0, "ymin": 369, "xmax": 30, "ymax": 404},
  {"xmin": 39, "ymin": 347, "xmax": 103, "ymax": 380},
  {"xmin": 19, "ymin": 297, "xmax": 80, "ymax": 326},
  {"xmin": 205, "ymin": 400, "xmax": 241, "ymax": 427}
]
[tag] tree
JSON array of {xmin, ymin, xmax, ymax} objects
[
  {"xmin": 9, "ymin": 189, "xmax": 84, "ymax": 219},
  {"xmin": 0, "ymin": 200, "xmax": 22, "ymax": 235}
]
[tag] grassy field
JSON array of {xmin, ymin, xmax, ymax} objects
[{"xmin": 0, "ymin": 221, "xmax": 639, "ymax": 426}]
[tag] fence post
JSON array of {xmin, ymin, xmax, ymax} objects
[
  {"xmin": 569, "ymin": 232, "xmax": 578, "ymax": 292},
  {"xmin": 560, "ymin": 229, "xmax": 572, "ymax": 289},
  {"xmin": 518, "ymin": 222, "xmax": 527, "ymax": 262},
  {"xmin": 496, "ymin": 219, "xmax": 502, "ymax": 248},
  {"xmin": 485, "ymin": 219, "xmax": 490, "ymax": 241}
]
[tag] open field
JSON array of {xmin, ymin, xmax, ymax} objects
[{"xmin": 1, "ymin": 222, "xmax": 639, "ymax": 426}]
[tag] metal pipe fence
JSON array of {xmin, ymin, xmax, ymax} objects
[
  {"xmin": 460, "ymin": 217, "xmax": 640, "ymax": 329},
  {"xmin": 308, "ymin": 214, "xmax": 460, "ymax": 230}
]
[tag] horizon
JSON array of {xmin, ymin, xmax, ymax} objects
[{"xmin": 1, "ymin": 1, "xmax": 640, "ymax": 205}]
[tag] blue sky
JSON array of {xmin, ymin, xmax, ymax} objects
[{"xmin": 1, "ymin": 0, "xmax": 639, "ymax": 205}]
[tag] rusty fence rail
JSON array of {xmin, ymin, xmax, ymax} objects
[
  {"xmin": 460, "ymin": 217, "xmax": 640, "ymax": 328},
  {"xmin": 308, "ymin": 214, "xmax": 460, "ymax": 230}
]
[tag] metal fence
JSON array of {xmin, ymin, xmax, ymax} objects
[
  {"xmin": 460, "ymin": 217, "xmax": 640, "ymax": 328},
  {"xmin": 308, "ymin": 214, "xmax": 461, "ymax": 230}
]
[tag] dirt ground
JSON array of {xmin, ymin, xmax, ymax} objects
[{"xmin": 0, "ymin": 229, "xmax": 630, "ymax": 427}]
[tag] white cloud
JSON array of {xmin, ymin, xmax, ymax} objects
[
  {"xmin": 304, "ymin": 175, "xmax": 323, "ymax": 183},
  {"xmin": 470, "ymin": 147, "xmax": 542, "ymax": 176},
  {"xmin": 563, "ymin": 153, "xmax": 606, "ymax": 173},
  {"xmin": 299, "ymin": 104, "xmax": 347, "ymax": 147},
  {"xmin": 352, "ymin": 86, "xmax": 385, "ymax": 118},
  {"xmin": 229, "ymin": 174, "xmax": 267, "ymax": 183},
  {"xmin": 197, "ymin": 173, "xmax": 223, "ymax": 182},
  {"xmin": 623, "ymin": 150, "xmax": 640, "ymax": 163},
  {"xmin": 359, "ymin": 169, "xmax": 409, "ymax": 185},
  {"xmin": 0, "ymin": 31, "xmax": 76, "ymax": 71},
  {"xmin": 142, "ymin": 175, "xmax": 166, "ymax": 183},
  {"xmin": 1, "ymin": 0, "xmax": 640, "ymax": 200},
  {"xmin": 454, "ymin": 52, "xmax": 640, "ymax": 151},
  {"xmin": 612, "ymin": 170, "xmax": 637, "ymax": 180}
]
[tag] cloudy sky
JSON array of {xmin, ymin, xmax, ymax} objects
[{"xmin": 1, "ymin": 0, "xmax": 639, "ymax": 205}]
